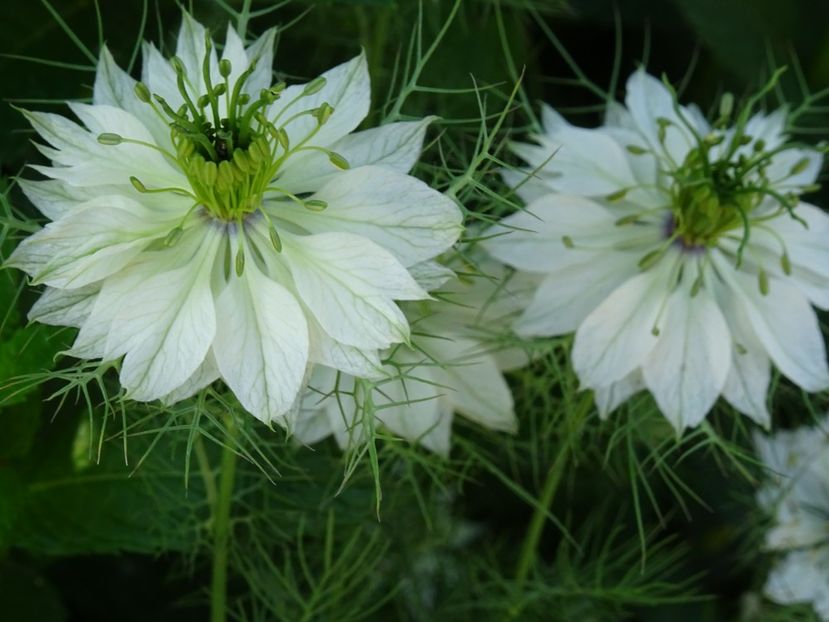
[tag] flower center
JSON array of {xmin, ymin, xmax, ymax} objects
[
  {"xmin": 97, "ymin": 32, "xmax": 349, "ymax": 247},
  {"xmin": 667, "ymin": 133, "xmax": 772, "ymax": 249}
]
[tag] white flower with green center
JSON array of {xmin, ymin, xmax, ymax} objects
[
  {"xmin": 754, "ymin": 419, "xmax": 829, "ymax": 620},
  {"xmin": 8, "ymin": 13, "xmax": 462, "ymax": 424},
  {"xmin": 485, "ymin": 69, "xmax": 829, "ymax": 431},
  {"xmin": 290, "ymin": 259, "xmax": 531, "ymax": 455}
]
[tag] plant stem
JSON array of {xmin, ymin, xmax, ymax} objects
[
  {"xmin": 210, "ymin": 418, "xmax": 238, "ymax": 622},
  {"xmin": 509, "ymin": 392, "xmax": 593, "ymax": 617}
]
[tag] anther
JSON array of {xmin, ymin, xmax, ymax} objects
[
  {"xmin": 758, "ymin": 269, "xmax": 770, "ymax": 296},
  {"xmin": 302, "ymin": 76, "xmax": 327, "ymax": 96},
  {"xmin": 269, "ymin": 226, "xmax": 282, "ymax": 252},
  {"xmin": 303, "ymin": 199, "xmax": 328, "ymax": 212},
  {"xmin": 327, "ymin": 150, "xmax": 350, "ymax": 170},
  {"xmin": 235, "ymin": 246, "xmax": 245, "ymax": 276},
  {"xmin": 638, "ymin": 248, "xmax": 666, "ymax": 271},
  {"xmin": 130, "ymin": 176, "xmax": 147, "ymax": 192},
  {"xmin": 789, "ymin": 157, "xmax": 811, "ymax": 176},
  {"xmin": 605, "ymin": 188, "xmax": 627, "ymax": 202},
  {"xmin": 97, "ymin": 132, "xmax": 124, "ymax": 145},
  {"xmin": 780, "ymin": 252, "xmax": 792, "ymax": 276},
  {"xmin": 134, "ymin": 82, "xmax": 152, "ymax": 103},
  {"xmin": 163, "ymin": 226, "xmax": 184, "ymax": 247},
  {"xmin": 626, "ymin": 145, "xmax": 648, "ymax": 155}
]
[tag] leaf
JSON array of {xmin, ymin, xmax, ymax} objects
[{"xmin": 13, "ymin": 436, "xmax": 210, "ymax": 555}]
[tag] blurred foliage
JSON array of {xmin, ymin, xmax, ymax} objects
[{"xmin": 1, "ymin": 0, "xmax": 828, "ymax": 621}]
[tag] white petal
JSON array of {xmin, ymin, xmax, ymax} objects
[
  {"xmin": 18, "ymin": 178, "xmax": 102, "ymax": 221},
  {"xmin": 513, "ymin": 112, "xmax": 641, "ymax": 196},
  {"xmin": 764, "ymin": 549, "xmax": 829, "ymax": 617},
  {"xmin": 374, "ymin": 357, "xmax": 452, "ymax": 456},
  {"xmin": 292, "ymin": 379, "xmax": 341, "ymax": 445},
  {"xmin": 768, "ymin": 203, "xmax": 829, "ymax": 307},
  {"xmin": 283, "ymin": 232, "xmax": 425, "ymax": 349},
  {"xmin": 572, "ymin": 253, "xmax": 678, "ymax": 388},
  {"xmin": 28, "ymin": 285, "xmax": 99, "ymax": 328},
  {"xmin": 175, "ymin": 12, "xmax": 219, "ymax": 99},
  {"xmin": 24, "ymin": 105, "xmax": 184, "ymax": 189},
  {"xmin": 483, "ymin": 194, "xmax": 619, "ymax": 274},
  {"xmin": 515, "ymin": 251, "xmax": 639, "ymax": 337},
  {"xmin": 213, "ymin": 256, "xmax": 309, "ymax": 423},
  {"xmin": 641, "ymin": 276, "xmax": 732, "ymax": 431},
  {"xmin": 277, "ymin": 117, "xmax": 434, "ymax": 193},
  {"xmin": 713, "ymin": 251, "xmax": 829, "ymax": 392},
  {"xmin": 594, "ymin": 370, "xmax": 645, "ymax": 418},
  {"xmin": 141, "ymin": 41, "xmax": 181, "ymax": 108},
  {"xmin": 160, "ymin": 350, "xmax": 220, "ymax": 405},
  {"xmin": 625, "ymin": 69, "xmax": 704, "ymax": 166},
  {"xmin": 714, "ymin": 280, "xmax": 771, "ymax": 427},
  {"xmin": 276, "ymin": 165, "xmax": 462, "ymax": 266},
  {"xmin": 422, "ymin": 334, "xmax": 516, "ymax": 434},
  {"xmin": 306, "ymin": 312, "xmax": 385, "ymax": 380},
  {"xmin": 244, "ymin": 28, "xmax": 277, "ymax": 94},
  {"xmin": 94, "ymin": 46, "xmax": 170, "ymax": 147},
  {"xmin": 105, "ymin": 227, "xmax": 221, "ymax": 401},
  {"xmin": 407, "ymin": 260, "xmax": 455, "ymax": 292},
  {"xmin": 267, "ymin": 53, "xmax": 370, "ymax": 149},
  {"xmin": 220, "ymin": 25, "xmax": 250, "ymax": 88},
  {"xmin": 500, "ymin": 167, "xmax": 557, "ymax": 204},
  {"xmin": 7, "ymin": 195, "xmax": 178, "ymax": 288},
  {"xmin": 768, "ymin": 148, "xmax": 823, "ymax": 189}
]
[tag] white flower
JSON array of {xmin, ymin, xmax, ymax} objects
[
  {"xmin": 291, "ymin": 258, "xmax": 531, "ymax": 455},
  {"xmin": 755, "ymin": 420, "xmax": 829, "ymax": 620},
  {"xmin": 8, "ymin": 13, "xmax": 462, "ymax": 424},
  {"xmin": 486, "ymin": 69, "xmax": 829, "ymax": 431}
]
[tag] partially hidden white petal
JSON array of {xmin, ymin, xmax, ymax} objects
[
  {"xmin": 594, "ymin": 370, "xmax": 645, "ymax": 419},
  {"xmin": 483, "ymin": 194, "xmax": 620, "ymax": 274},
  {"xmin": 160, "ymin": 350, "xmax": 220, "ymax": 405},
  {"xmin": 28, "ymin": 285, "xmax": 99, "ymax": 328},
  {"xmin": 374, "ymin": 356, "xmax": 452, "ymax": 456},
  {"xmin": 422, "ymin": 334, "xmax": 516, "ymax": 434},
  {"xmin": 515, "ymin": 251, "xmax": 639, "ymax": 337},
  {"xmin": 305, "ymin": 308, "xmax": 385, "ymax": 380}
]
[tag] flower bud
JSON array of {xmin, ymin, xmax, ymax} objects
[{"xmin": 219, "ymin": 58, "xmax": 232, "ymax": 78}]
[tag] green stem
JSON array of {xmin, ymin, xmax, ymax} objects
[
  {"xmin": 509, "ymin": 392, "xmax": 593, "ymax": 617},
  {"xmin": 210, "ymin": 419, "xmax": 239, "ymax": 622}
]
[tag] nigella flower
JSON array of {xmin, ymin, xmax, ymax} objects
[
  {"xmin": 8, "ymin": 14, "xmax": 462, "ymax": 424},
  {"xmin": 291, "ymin": 258, "xmax": 530, "ymax": 455},
  {"xmin": 754, "ymin": 419, "xmax": 829, "ymax": 620},
  {"xmin": 485, "ymin": 69, "xmax": 829, "ymax": 431}
]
